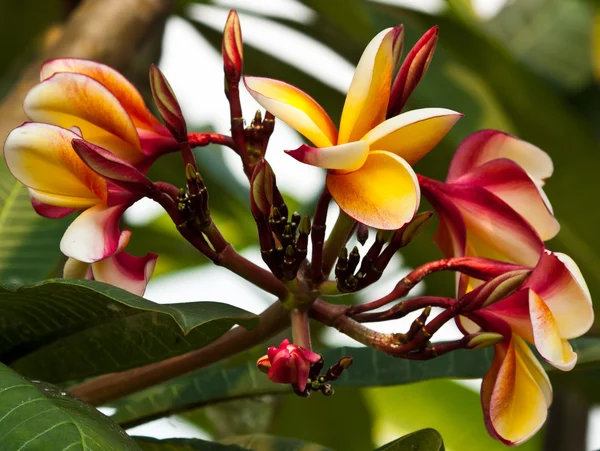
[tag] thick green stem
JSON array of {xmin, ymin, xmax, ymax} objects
[{"xmin": 321, "ymin": 211, "xmax": 355, "ymax": 278}]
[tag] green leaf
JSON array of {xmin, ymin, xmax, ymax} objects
[
  {"xmin": 135, "ymin": 436, "xmax": 248, "ymax": 450},
  {"xmin": 0, "ymin": 163, "xmax": 68, "ymax": 283},
  {"xmin": 0, "ymin": 362, "xmax": 141, "ymax": 450},
  {"xmin": 110, "ymin": 338, "xmax": 600, "ymax": 428},
  {"xmin": 375, "ymin": 428, "xmax": 444, "ymax": 451},
  {"xmin": 0, "ymin": 279, "xmax": 258, "ymax": 383},
  {"xmin": 221, "ymin": 434, "xmax": 333, "ymax": 451}
]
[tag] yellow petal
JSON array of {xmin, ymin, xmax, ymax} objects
[
  {"xmin": 361, "ymin": 108, "xmax": 462, "ymax": 164},
  {"xmin": 285, "ymin": 141, "xmax": 369, "ymax": 172},
  {"xmin": 4, "ymin": 123, "xmax": 106, "ymax": 206},
  {"xmin": 488, "ymin": 335, "xmax": 551, "ymax": 444},
  {"xmin": 338, "ymin": 28, "xmax": 395, "ymax": 144},
  {"xmin": 244, "ymin": 76, "xmax": 337, "ymax": 147},
  {"xmin": 24, "ymin": 72, "xmax": 143, "ymax": 162},
  {"xmin": 41, "ymin": 58, "xmax": 161, "ymax": 131},
  {"xmin": 326, "ymin": 150, "xmax": 419, "ymax": 230}
]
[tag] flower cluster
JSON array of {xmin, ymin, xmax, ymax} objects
[{"xmin": 3, "ymin": 10, "xmax": 593, "ymax": 447}]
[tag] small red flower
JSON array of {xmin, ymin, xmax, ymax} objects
[{"xmin": 257, "ymin": 339, "xmax": 321, "ymax": 391}]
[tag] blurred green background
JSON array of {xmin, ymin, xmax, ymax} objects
[{"xmin": 1, "ymin": 0, "xmax": 600, "ymax": 450}]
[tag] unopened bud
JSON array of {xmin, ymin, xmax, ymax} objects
[
  {"xmin": 299, "ymin": 215, "xmax": 311, "ymax": 235},
  {"xmin": 467, "ymin": 332, "xmax": 505, "ymax": 349},
  {"xmin": 256, "ymin": 355, "xmax": 271, "ymax": 374},
  {"xmin": 250, "ymin": 160, "xmax": 275, "ymax": 217},
  {"xmin": 222, "ymin": 9, "xmax": 243, "ymax": 83},
  {"xmin": 357, "ymin": 223, "xmax": 369, "ymax": 246},
  {"xmin": 388, "ymin": 26, "xmax": 438, "ymax": 117},
  {"xmin": 149, "ymin": 64, "xmax": 188, "ymax": 142},
  {"xmin": 399, "ymin": 211, "xmax": 433, "ymax": 247},
  {"xmin": 464, "ymin": 269, "xmax": 531, "ymax": 311},
  {"xmin": 391, "ymin": 24, "xmax": 405, "ymax": 72},
  {"xmin": 324, "ymin": 356, "xmax": 353, "ymax": 381}
]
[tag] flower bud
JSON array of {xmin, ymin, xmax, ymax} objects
[
  {"xmin": 388, "ymin": 26, "xmax": 438, "ymax": 117},
  {"xmin": 391, "ymin": 24, "xmax": 405, "ymax": 72},
  {"xmin": 257, "ymin": 339, "xmax": 321, "ymax": 392},
  {"xmin": 398, "ymin": 211, "xmax": 433, "ymax": 247},
  {"xmin": 357, "ymin": 223, "xmax": 369, "ymax": 246},
  {"xmin": 466, "ymin": 332, "xmax": 505, "ymax": 349},
  {"xmin": 222, "ymin": 9, "xmax": 244, "ymax": 83},
  {"xmin": 149, "ymin": 64, "xmax": 188, "ymax": 143},
  {"xmin": 462, "ymin": 269, "xmax": 531, "ymax": 311},
  {"xmin": 250, "ymin": 160, "xmax": 275, "ymax": 218}
]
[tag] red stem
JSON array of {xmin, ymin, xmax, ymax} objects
[
  {"xmin": 188, "ymin": 132, "xmax": 236, "ymax": 151},
  {"xmin": 352, "ymin": 296, "xmax": 455, "ymax": 323},
  {"xmin": 310, "ymin": 189, "xmax": 331, "ymax": 283}
]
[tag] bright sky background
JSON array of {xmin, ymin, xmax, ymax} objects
[{"xmin": 122, "ymin": 0, "xmax": 600, "ymax": 449}]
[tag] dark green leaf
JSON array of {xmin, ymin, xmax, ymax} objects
[
  {"xmin": 221, "ymin": 434, "xmax": 332, "ymax": 451},
  {"xmin": 375, "ymin": 428, "xmax": 444, "ymax": 451},
  {"xmin": 0, "ymin": 279, "xmax": 257, "ymax": 383},
  {"xmin": 0, "ymin": 362, "xmax": 140, "ymax": 450},
  {"xmin": 0, "ymin": 163, "xmax": 69, "ymax": 283},
  {"xmin": 135, "ymin": 436, "xmax": 248, "ymax": 451}
]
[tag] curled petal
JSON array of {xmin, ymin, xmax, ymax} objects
[
  {"xmin": 455, "ymin": 159, "xmax": 559, "ymax": 241},
  {"xmin": 244, "ymin": 77, "xmax": 337, "ymax": 148},
  {"xmin": 60, "ymin": 204, "xmax": 129, "ymax": 263},
  {"xmin": 525, "ymin": 251, "xmax": 593, "ymax": 339},
  {"xmin": 338, "ymin": 28, "xmax": 395, "ymax": 144},
  {"xmin": 447, "ymin": 130, "xmax": 553, "ymax": 187},
  {"xmin": 482, "ymin": 336, "xmax": 552, "ymax": 445},
  {"xmin": 24, "ymin": 73, "xmax": 143, "ymax": 162},
  {"xmin": 327, "ymin": 151, "xmax": 419, "ymax": 230},
  {"xmin": 41, "ymin": 58, "xmax": 162, "ymax": 131},
  {"xmin": 92, "ymin": 251, "xmax": 157, "ymax": 296},
  {"xmin": 4, "ymin": 123, "xmax": 107, "ymax": 207},
  {"xmin": 285, "ymin": 141, "xmax": 369, "ymax": 172},
  {"xmin": 31, "ymin": 195, "xmax": 76, "ymax": 219},
  {"xmin": 361, "ymin": 108, "xmax": 461, "ymax": 165}
]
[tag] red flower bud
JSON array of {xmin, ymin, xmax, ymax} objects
[
  {"xmin": 257, "ymin": 339, "xmax": 321, "ymax": 392},
  {"xmin": 250, "ymin": 159, "xmax": 275, "ymax": 218},
  {"xmin": 388, "ymin": 26, "xmax": 438, "ymax": 117},
  {"xmin": 149, "ymin": 64, "xmax": 188, "ymax": 143},
  {"xmin": 222, "ymin": 9, "xmax": 244, "ymax": 83}
]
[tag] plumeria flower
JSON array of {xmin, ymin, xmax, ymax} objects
[
  {"xmin": 461, "ymin": 251, "xmax": 593, "ymax": 444},
  {"xmin": 419, "ymin": 130, "xmax": 560, "ymax": 294},
  {"xmin": 245, "ymin": 27, "xmax": 461, "ymax": 229},
  {"xmin": 3, "ymin": 58, "xmax": 176, "ymax": 294},
  {"xmin": 257, "ymin": 339, "xmax": 321, "ymax": 392}
]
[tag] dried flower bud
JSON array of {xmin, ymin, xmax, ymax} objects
[
  {"xmin": 149, "ymin": 64, "xmax": 188, "ymax": 142},
  {"xmin": 222, "ymin": 9, "xmax": 244, "ymax": 83},
  {"xmin": 388, "ymin": 26, "xmax": 439, "ymax": 117}
]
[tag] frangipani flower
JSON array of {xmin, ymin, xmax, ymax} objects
[
  {"xmin": 419, "ymin": 130, "xmax": 559, "ymax": 293},
  {"xmin": 245, "ymin": 27, "xmax": 461, "ymax": 229},
  {"xmin": 462, "ymin": 251, "xmax": 593, "ymax": 444},
  {"xmin": 257, "ymin": 339, "xmax": 321, "ymax": 392}
]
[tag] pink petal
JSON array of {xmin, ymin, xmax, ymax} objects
[
  {"xmin": 285, "ymin": 141, "xmax": 369, "ymax": 172},
  {"xmin": 91, "ymin": 251, "xmax": 157, "ymax": 296},
  {"xmin": 31, "ymin": 196, "xmax": 76, "ymax": 219}
]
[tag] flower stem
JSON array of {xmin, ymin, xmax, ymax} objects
[
  {"xmin": 310, "ymin": 189, "xmax": 331, "ymax": 282},
  {"xmin": 188, "ymin": 132, "xmax": 236, "ymax": 151},
  {"xmin": 291, "ymin": 308, "xmax": 311, "ymax": 350}
]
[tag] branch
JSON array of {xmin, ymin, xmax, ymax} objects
[
  {"xmin": 0, "ymin": 0, "xmax": 173, "ymax": 146},
  {"xmin": 70, "ymin": 301, "xmax": 290, "ymax": 406}
]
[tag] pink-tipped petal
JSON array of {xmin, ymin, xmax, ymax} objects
[
  {"xmin": 24, "ymin": 73, "xmax": 143, "ymax": 162},
  {"xmin": 60, "ymin": 203, "xmax": 129, "ymax": 263},
  {"xmin": 455, "ymin": 159, "xmax": 559, "ymax": 241},
  {"xmin": 4, "ymin": 123, "xmax": 107, "ymax": 206},
  {"xmin": 244, "ymin": 77, "xmax": 337, "ymax": 148},
  {"xmin": 92, "ymin": 251, "xmax": 157, "ymax": 296},
  {"xmin": 525, "ymin": 251, "xmax": 594, "ymax": 339},
  {"xmin": 361, "ymin": 108, "xmax": 461, "ymax": 165},
  {"xmin": 447, "ymin": 130, "xmax": 553, "ymax": 187},
  {"xmin": 338, "ymin": 28, "xmax": 395, "ymax": 144},
  {"xmin": 327, "ymin": 151, "xmax": 419, "ymax": 230},
  {"xmin": 30, "ymin": 195, "xmax": 76, "ymax": 219},
  {"xmin": 41, "ymin": 58, "xmax": 162, "ymax": 131},
  {"xmin": 285, "ymin": 141, "xmax": 369, "ymax": 172}
]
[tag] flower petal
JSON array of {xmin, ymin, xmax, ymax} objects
[
  {"xmin": 525, "ymin": 251, "xmax": 594, "ymax": 339},
  {"xmin": 285, "ymin": 141, "xmax": 369, "ymax": 172},
  {"xmin": 447, "ymin": 130, "xmax": 553, "ymax": 187},
  {"xmin": 4, "ymin": 123, "xmax": 107, "ymax": 206},
  {"xmin": 24, "ymin": 72, "xmax": 143, "ymax": 162},
  {"xmin": 30, "ymin": 195, "xmax": 76, "ymax": 219},
  {"xmin": 455, "ymin": 159, "xmax": 559, "ymax": 241},
  {"xmin": 338, "ymin": 28, "xmax": 395, "ymax": 144},
  {"xmin": 41, "ymin": 58, "xmax": 163, "ymax": 131},
  {"xmin": 361, "ymin": 108, "xmax": 462, "ymax": 164},
  {"xmin": 92, "ymin": 251, "xmax": 157, "ymax": 296},
  {"xmin": 484, "ymin": 336, "xmax": 551, "ymax": 445},
  {"xmin": 60, "ymin": 204, "xmax": 129, "ymax": 263},
  {"xmin": 244, "ymin": 76, "xmax": 337, "ymax": 147},
  {"xmin": 529, "ymin": 291, "xmax": 577, "ymax": 370},
  {"xmin": 326, "ymin": 151, "xmax": 419, "ymax": 230}
]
